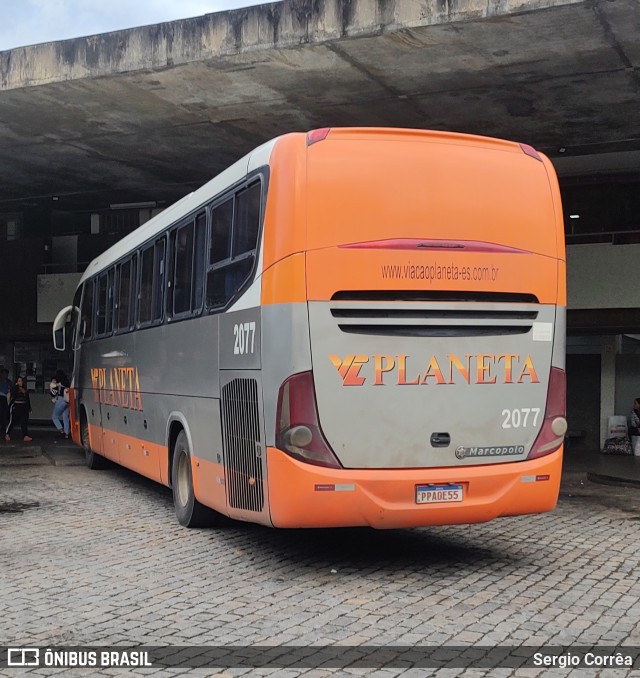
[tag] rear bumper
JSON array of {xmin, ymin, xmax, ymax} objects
[{"xmin": 267, "ymin": 447, "xmax": 562, "ymax": 528}]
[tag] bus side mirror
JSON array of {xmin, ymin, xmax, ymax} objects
[
  {"xmin": 54, "ymin": 327, "xmax": 65, "ymax": 351},
  {"xmin": 53, "ymin": 305, "xmax": 73, "ymax": 351}
]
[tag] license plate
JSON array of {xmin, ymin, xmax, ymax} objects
[{"xmin": 416, "ymin": 484, "xmax": 463, "ymax": 504}]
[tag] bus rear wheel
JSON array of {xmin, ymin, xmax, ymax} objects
[
  {"xmin": 171, "ymin": 430, "xmax": 226, "ymax": 528},
  {"xmin": 81, "ymin": 416, "xmax": 108, "ymax": 470}
]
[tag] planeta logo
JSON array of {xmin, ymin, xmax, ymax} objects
[
  {"xmin": 90, "ymin": 366, "xmax": 144, "ymax": 411},
  {"xmin": 329, "ymin": 353, "xmax": 539, "ymax": 386}
]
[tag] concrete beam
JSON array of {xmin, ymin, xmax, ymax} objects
[
  {"xmin": 0, "ymin": 0, "xmax": 590, "ymax": 89},
  {"xmin": 0, "ymin": 0, "xmax": 638, "ymax": 212}
]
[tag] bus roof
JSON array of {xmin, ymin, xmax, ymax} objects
[{"xmin": 78, "ymin": 127, "xmax": 548, "ymax": 286}]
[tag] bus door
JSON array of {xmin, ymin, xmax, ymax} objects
[
  {"xmin": 76, "ymin": 280, "xmax": 104, "ymax": 456},
  {"xmin": 218, "ymin": 310, "xmax": 271, "ymax": 526},
  {"xmin": 96, "ymin": 271, "xmax": 121, "ymax": 463}
]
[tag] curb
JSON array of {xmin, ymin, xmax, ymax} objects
[{"xmin": 587, "ymin": 472, "xmax": 640, "ymax": 489}]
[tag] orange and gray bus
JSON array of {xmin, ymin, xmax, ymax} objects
[{"xmin": 53, "ymin": 127, "xmax": 567, "ymax": 529}]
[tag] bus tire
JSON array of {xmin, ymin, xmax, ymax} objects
[
  {"xmin": 171, "ymin": 430, "xmax": 226, "ymax": 528},
  {"xmin": 81, "ymin": 415, "xmax": 108, "ymax": 470}
]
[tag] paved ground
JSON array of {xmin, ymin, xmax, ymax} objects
[{"xmin": 1, "ymin": 430, "xmax": 640, "ymax": 676}]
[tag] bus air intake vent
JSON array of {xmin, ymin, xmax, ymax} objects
[
  {"xmin": 329, "ymin": 295, "xmax": 539, "ymax": 338},
  {"xmin": 331, "ymin": 291, "xmax": 539, "ymax": 303},
  {"xmin": 221, "ymin": 378, "xmax": 264, "ymax": 512}
]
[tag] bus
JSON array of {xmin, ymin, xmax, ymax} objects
[{"xmin": 53, "ymin": 127, "xmax": 567, "ymax": 529}]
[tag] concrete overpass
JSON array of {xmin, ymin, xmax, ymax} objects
[{"xmin": 0, "ymin": 0, "xmax": 639, "ymax": 214}]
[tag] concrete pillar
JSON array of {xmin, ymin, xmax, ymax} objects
[{"xmin": 600, "ymin": 336, "xmax": 619, "ymax": 446}]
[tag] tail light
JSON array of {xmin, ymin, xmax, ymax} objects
[
  {"xmin": 276, "ymin": 371, "xmax": 342, "ymax": 468},
  {"xmin": 528, "ymin": 367, "xmax": 567, "ymax": 459},
  {"xmin": 519, "ymin": 143, "xmax": 543, "ymax": 162},
  {"xmin": 307, "ymin": 128, "xmax": 331, "ymax": 146}
]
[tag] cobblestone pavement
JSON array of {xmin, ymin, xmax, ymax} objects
[{"xmin": 1, "ymin": 436, "xmax": 640, "ymax": 677}]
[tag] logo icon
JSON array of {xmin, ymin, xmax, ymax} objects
[{"xmin": 8, "ymin": 648, "xmax": 40, "ymax": 667}]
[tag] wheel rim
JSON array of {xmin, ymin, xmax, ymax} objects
[{"xmin": 177, "ymin": 450, "xmax": 190, "ymax": 507}]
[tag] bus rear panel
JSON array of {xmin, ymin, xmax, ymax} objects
[{"xmin": 261, "ymin": 128, "xmax": 565, "ymax": 528}]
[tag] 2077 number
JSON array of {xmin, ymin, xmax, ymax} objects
[
  {"xmin": 233, "ymin": 322, "xmax": 256, "ymax": 355},
  {"xmin": 501, "ymin": 408, "xmax": 541, "ymax": 429}
]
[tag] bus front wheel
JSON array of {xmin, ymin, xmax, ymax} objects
[{"xmin": 171, "ymin": 430, "xmax": 226, "ymax": 528}]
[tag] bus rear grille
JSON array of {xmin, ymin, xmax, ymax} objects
[
  {"xmin": 330, "ymin": 300, "xmax": 539, "ymax": 337},
  {"xmin": 221, "ymin": 378, "xmax": 264, "ymax": 512}
]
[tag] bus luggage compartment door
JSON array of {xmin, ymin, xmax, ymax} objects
[
  {"xmin": 81, "ymin": 389, "xmax": 105, "ymax": 457},
  {"xmin": 219, "ymin": 371, "xmax": 271, "ymax": 525}
]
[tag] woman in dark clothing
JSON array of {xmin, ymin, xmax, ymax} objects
[{"xmin": 5, "ymin": 376, "xmax": 32, "ymax": 441}]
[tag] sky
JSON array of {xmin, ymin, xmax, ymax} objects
[{"xmin": 0, "ymin": 0, "xmax": 271, "ymax": 51}]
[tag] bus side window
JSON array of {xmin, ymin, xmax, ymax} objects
[
  {"xmin": 206, "ymin": 198, "xmax": 233, "ymax": 308},
  {"xmin": 173, "ymin": 221, "xmax": 194, "ymax": 315},
  {"xmin": 167, "ymin": 230, "xmax": 176, "ymax": 316},
  {"xmin": 210, "ymin": 198, "xmax": 233, "ymax": 265},
  {"xmin": 138, "ymin": 246, "xmax": 154, "ymax": 325},
  {"xmin": 153, "ymin": 237, "xmax": 165, "ymax": 322},
  {"xmin": 81, "ymin": 280, "xmax": 94, "ymax": 342},
  {"xmin": 193, "ymin": 212, "xmax": 206, "ymax": 311},
  {"xmin": 168, "ymin": 212, "xmax": 205, "ymax": 319},
  {"xmin": 130, "ymin": 254, "xmax": 137, "ymax": 326},
  {"xmin": 116, "ymin": 258, "xmax": 132, "ymax": 331},
  {"xmin": 206, "ymin": 181, "xmax": 260, "ymax": 309},
  {"xmin": 72, "ymin": 285, "xmax": 83, "ymax": 349},
  {"xmin": 233, "ymin": 182, "xmax": 261, "ymax": 256},
  {"xmin": 96, "ymin": 274, "xmax": 108, "ymax": 336},
  {"xmin": 106, "ymin": 267, "xmax": 115, "ymax": 335}
]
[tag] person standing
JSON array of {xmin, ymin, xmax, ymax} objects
[
  {"xmin": 50, "ymin": 369, "xmax": 70, "ymax": 439},
  {"xmin": 0, "ymin": 368, "xmax": 12, "ymax": 438},
  {"xmin": 5, "ymin": 376, "xmax": 32, "ymax": 442}
]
